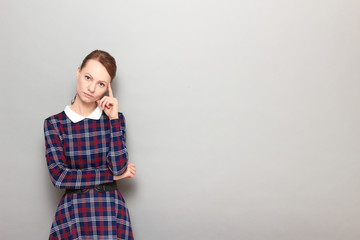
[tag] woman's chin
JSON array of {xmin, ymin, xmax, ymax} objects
[{"xmin": 79, "ymin": 97, "xmax": 95, "ymax": 104}]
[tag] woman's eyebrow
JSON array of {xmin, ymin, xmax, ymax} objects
[
  {"xmin": 85, "ymin": 73, "xmax": 106, "ymax": 82},
  {"xmin": 85, "ymin": 72, "xmax": 93, "ymax": 78}
]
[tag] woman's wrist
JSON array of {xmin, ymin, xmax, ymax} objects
[{"xmin": 113, "ymin": 174, "xmax": 125, "ymax": 181}]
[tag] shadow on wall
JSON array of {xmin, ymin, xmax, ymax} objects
[{"xmin": 117, "ymin": 177, "xmax": 138, "ymax": 199}]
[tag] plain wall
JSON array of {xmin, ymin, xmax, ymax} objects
[{"xmin": 1, "ymin": 0, "xmax": 360, "ymax": 239}]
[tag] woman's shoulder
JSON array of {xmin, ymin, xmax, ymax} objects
[{"xmin": 44, "ymin": 109, "xmax": 66, "ymax": 125}]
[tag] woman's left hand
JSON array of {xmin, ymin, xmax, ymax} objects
[
  {"xmin": 97, "ymin": 83, "xmax": 118, "ymax": 120},
  {"xmin": 113, "ymin": 163, "xmax": 136, "ymax": 181}
]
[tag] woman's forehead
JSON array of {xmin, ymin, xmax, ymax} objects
[{"xmin": 81, "ymin": 59, "xmax": 111, "ymax": 82}]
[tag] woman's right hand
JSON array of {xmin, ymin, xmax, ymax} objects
[{"xmin": 113, "ymin": 163, "xmax": 136, "ymax": 180}]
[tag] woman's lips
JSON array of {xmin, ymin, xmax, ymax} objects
[{"xmin": 84, "ymin": 92, "xmax": 93, "ymax": 98}]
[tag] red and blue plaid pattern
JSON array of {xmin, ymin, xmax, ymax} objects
[{"xmin": 44, "ymin": 111, "xmax": 134, "ymax": 239}]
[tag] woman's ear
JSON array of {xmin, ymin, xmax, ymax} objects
[{"xmin": 76, "ymin": 67, "xmax": 81, "ymax": 80}]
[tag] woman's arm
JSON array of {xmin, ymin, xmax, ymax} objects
[
  {"xmin": 44, "ymin": 118, "xmax": 114, "ymax": 189},
  {"xmin": 107, "ymin": 112, "xmax": 129, "ymax": 176}
]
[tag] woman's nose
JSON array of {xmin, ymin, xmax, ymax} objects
[{"xmin": 88, "ymin": 82, "xmax": 96, "ymax": 92}]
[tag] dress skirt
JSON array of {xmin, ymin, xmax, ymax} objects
[{"xmin": 49, "ymin": 189, "xmax": 133, "ymax": 240}]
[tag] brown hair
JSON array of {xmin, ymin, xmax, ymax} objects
[{"xmin": 80, "ymin": 49, "xmax": 117, "ymax": 81}]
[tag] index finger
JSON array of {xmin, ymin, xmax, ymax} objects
[{"xmin": 108, "ymin": 82, "xmax": 114, "ymax": 98}]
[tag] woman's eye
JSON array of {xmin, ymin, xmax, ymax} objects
[
  {"xmin": 85, "ymin": 76, "xmax": 90, "ymax": 80},
  {"xmin": 99, "ymin": 83, "xmax": 105, "ymax": 87}
]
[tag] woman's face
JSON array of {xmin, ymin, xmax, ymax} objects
[{"xmin": 76, "ymin": 59, "xmax": 112, "ymax": 103}]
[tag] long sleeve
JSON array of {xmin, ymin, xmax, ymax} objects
[
  {"xmin": 107, "ymin": 112, "xmax": 128, "ymax": 176},
  {"xmin": 44, "ymin": 118, "xmax": 114, "ymax": 189}
]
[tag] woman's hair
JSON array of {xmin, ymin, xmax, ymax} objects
[
  {"xmin": 80, "ymin": 50, "xmax": 117, "ymax": 81},
  {"xmin": 71, "ymin": 50, "xmax": 117, "ymax": 105}
]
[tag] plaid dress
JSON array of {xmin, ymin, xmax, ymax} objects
[{"xmin": 43, "ymin": 105, "xmax": 134, "ymax": 240}]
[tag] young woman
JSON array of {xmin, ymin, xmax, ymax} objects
[{"xmin": 43, "ymin": 50, "xmax": 136, "ymax": 239}]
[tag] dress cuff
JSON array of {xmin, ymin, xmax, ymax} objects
[{"xmin": 109, "ymin": 116, "xmax": 122, "ymax": 135}]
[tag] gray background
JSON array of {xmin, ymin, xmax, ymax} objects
[{"xmin": 1, "ymin": 0, "xmax": 360, "ymax": 239}]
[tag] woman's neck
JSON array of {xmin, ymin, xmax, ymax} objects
[{"xmin": 70, "ymin": 95, "xmax": 97, "ymax": 117}]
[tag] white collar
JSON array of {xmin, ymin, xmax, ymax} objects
[{"xmin": 64, "ymin": 105, "xmax": 103, "ymax": 123}]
